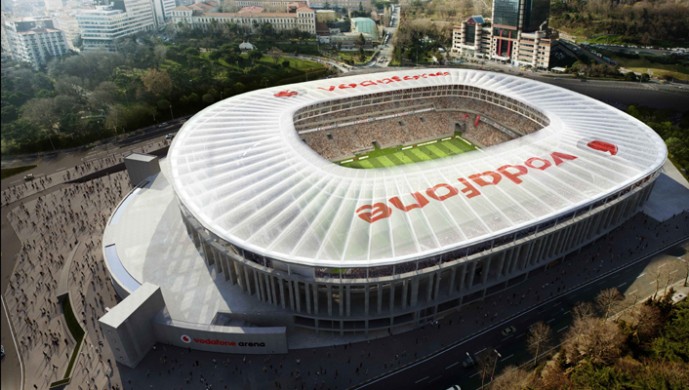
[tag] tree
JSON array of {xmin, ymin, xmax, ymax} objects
[
  {"xmin": 490, "ymin": 365, "xmax": 532, "ymax": 390},
  {"xmin": 572, "ymin": 301, "xmax": 597, "ymax": 320},
  {"xmin": 633, "ymin": 303, "xmax": 663, "ymax": 343},
  {"xmin": 650, "ymin": 300, "xmax": 689, "ymax": 362},
  {"xmin": 478, "ymin": 350, "xmax": 500, "ymax": 388},
  {"xmin": 527, "ymin": 321, "xmax": 553, "ymax": 365},
  {"xmin": 537, "ymin": 355, "xmax": 570, "ymax": 390},
  {"xmin": 248, "ymin": 49, "xmax": 263, "ymax": 65},
  {"xmin": 596, "ymin": 287, "xmax": 624, "ymax": 320},
  {"xmin": 141, "ymin": 68, "xmax": 173, "ymax": 98},
  {"xmin": 562, "ymin": 317, "xmax": 625, "ymax": 365},
  {"xmin": 268, "ymin": 47, "xmax": 284, "ymax": 64}
]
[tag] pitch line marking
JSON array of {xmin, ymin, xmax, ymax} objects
[
  {"xmin": 445, "ymin": 361, "xmax": 459, "ymax": 370},
  {"xmin": 546, "ymin": 318, "xmax": 556, "ymax": 324},
  {"xmin": 557, "ymin": 325, "xmax": 569, "ymax": 333},
  {"xmin": 414, "ymin": 376, "xmax": 429, "ymax": 384},
  {"xmin": 500, "ymin": 354, "xmax": 514, "ymax": 362},
  {"xmin": 637, "ymin": 273, "xmax": 646, "ymax": 278},
  {"xmin": 475, "ymin": 348, "xmax": 487, "ymax": 355},
  {"xmin": 617, "ymin": 282, "xmax": 627, "ymax": 288}
]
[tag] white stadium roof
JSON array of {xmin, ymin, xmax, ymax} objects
[{"xmin": 168, "ymin": 69, "xmax": 666, "ymax": 268}]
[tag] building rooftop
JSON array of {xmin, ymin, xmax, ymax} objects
[{"xmin": 167, "ymin": 69, "xmax": 666, "ymax": 268}]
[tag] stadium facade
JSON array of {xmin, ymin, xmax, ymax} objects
[{"xmin": 99, "ymin": 69, "xmax": 666, "ymax": 366}]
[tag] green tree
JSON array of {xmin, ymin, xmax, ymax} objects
[
  {"xmin": 141, "ymin": 68, "xmax": 173, "ymax": 98},
  {"xmin": 527, "ymin": 321, "xmax": 553, "ymax": 365}
]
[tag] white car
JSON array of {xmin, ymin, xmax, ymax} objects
[{"xmin": 671, "ymin": 292, "xmax": 687, "ymax": 303}]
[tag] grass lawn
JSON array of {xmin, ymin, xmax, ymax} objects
[
  {"xmin": 339, "ymin": 135, "xmax": 477, "ymax": 169},
  {"xmin": 337, "ymin": 51, "xmax": 375, "ymax": 65},
  {"xmin": 1, "ymin": 165, "xmax": 37, "ymax": 179},
  {"xmin": 627, "ymin": 67, "xmax": 689, "ymax": 82}
]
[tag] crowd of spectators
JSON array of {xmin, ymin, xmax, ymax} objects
[{"xmin": 296, "ymin": 95, "xmax": 543, "ymax": 161}]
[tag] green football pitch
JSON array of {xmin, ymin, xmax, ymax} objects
[{"xmin": 338, "ymin": 135, "xmax": 477, "ymax": 169}]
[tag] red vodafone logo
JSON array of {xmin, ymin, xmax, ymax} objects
[
  {"xmin": 587, "ymin": 140, "xmax": 618, "ymax": 156},
  {"xmin": 274, "ymin": 90, "xmax": 298, "ymax": 98},
  {"xmin": 180, "ymin": 334, "xmax": 191, "ymax": 344},
  {"xmin": 356, "ymin": 151, "xmax": 579, "ymax": 224}
]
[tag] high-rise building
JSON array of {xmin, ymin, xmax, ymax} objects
[
  {"xmin": 2, "ymin": 17, "xmax": 69, "ymax": 68},
  {"xmin": 76, "ymin": 0, "xmax": 174, "ymax": 51},
  {"xmin": 152, "ymin": 0, "xmax": 177, "ymax": 27},
  {"xmin": 491, "ymin": 0, "xmax": 549, "ymax": 59},
  {"xmin": 492, "ymin": 0, "xmax": 550, "ymax": 32},
  {"xmin": 452, "ymin": 0, "xmax": 553, "ymax": 69}
]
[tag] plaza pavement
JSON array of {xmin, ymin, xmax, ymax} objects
[{"xmin": 1, "ymin": 139, "xmax": 688, "ymax": 390}]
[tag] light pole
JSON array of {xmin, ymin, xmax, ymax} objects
[
  {"xmin": 490, "ymin": 349, "xmax": 502, "ymax": 383},
  {"xmin": 169, "ymin": 104, "xmax": 174, "ymax": 120}
]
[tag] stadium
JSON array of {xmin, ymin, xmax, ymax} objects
[{"xmin": 100, "ymin": 68, "xmax": 666, "ymax": 363}]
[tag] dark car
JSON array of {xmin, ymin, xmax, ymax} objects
[{"xmin": 462, "ymin": 352, "xmax": 475, "ymax": 368}]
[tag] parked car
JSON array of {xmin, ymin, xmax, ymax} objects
[
  {"xmin": 501, "ymin": 325, "xmax": 516, "ymax": 336},
  {"xmin": 462, "ymin": 352, "xmax": 476, "ymax": 368}
]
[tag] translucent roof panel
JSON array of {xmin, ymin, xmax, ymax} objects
[{"xmin": 168, "ymin": 69, "xmax": 667, "ymax": 268}]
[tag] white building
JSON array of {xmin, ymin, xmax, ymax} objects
[
  {"xmin": 77, "ymin": 5, "xmax": 135, "ymax": 52},
  {"xmin": 171, "ymin": 2, "xmax": 316, "ymax": 35},
  {"xmin": 224, "ymin": 0, "xmax": 308, "ymax": 12},
  {"xmin": 76, "ymin": 0, "xmax": 175, "ymax": 52},
  {"xmin": 2, "ymin": 18, "xmax": 69, "ymax": 68},
  {"xmin": 309, "ymin": 0, "xmax": 373, "ymax": 11},
  {"xmin": 510, "ymin": 30, "xmax": 553, "ymax": 69},
  {"xmin": 451, "ymin": 15, "xmax": 491, "ymax": 59},
  {"xmin": 452, "ymin": 15, "xmax": 553, "ymax": 69}
]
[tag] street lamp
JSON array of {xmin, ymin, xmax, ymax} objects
[{"xmin": 490, "ymin": 349, "xmax": 502, "ymax": 383}]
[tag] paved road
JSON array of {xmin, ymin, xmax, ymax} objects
[
  {"xmin": 532, "ymin": 76, "xmax": 689, "ymax": 112},
  {"xmin": 360, "ymin": 240, "xmax": 688, "ymax": 390}
]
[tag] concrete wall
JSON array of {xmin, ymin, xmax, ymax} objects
[
  {"xmin": 124, "ymin": 153, "xmax": 160, "ymax": 187},
  {"xmin": 99, "ymin": 283, "xmax": 166, "ymax": 368}
]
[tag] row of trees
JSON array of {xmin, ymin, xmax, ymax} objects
[
  {"xmin": 1, "ymin": 25, "xmax": 331, "ymax": 155},
  {"xmin": 626, "ymin": 105, "xmax": 689, "ymax": 178},
  {"xmin": 490, "ymin": 288, "xmax": 689, "ymax": 389},
  {"xmin": 392, "ymin": 10, "xmax": 451, "ymax": 65},
  {"xmin": 550, "ymin": 0, "xmax": 689, "ymax": 46}
]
